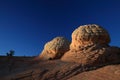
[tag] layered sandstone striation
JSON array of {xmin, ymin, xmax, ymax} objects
[
  {"xmin": 61, "ymin": 24, "xmax": 120, "ymax": 66},
  {"xmin": 39, "ymin": 37, "xmax": 70, "ymax": 60}
]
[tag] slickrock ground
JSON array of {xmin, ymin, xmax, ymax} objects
[{"xmin": 0, "ymin": 56, "xmax": 120, "ymax": 80}]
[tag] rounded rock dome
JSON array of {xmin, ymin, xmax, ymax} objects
[
  {"xmin": 70, "ymin": 24, "xmax": 110, "ymax": 50},
  {"xmin": 39, "ymin": 37, "xmax": 70, "ymax": 60}
]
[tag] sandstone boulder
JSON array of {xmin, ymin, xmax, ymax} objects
[
  {"xmin": 61, "ymin": 24, "xmax": 120, "ymax": 66},
  {"xmin": 39, "ymin": 37, "xmax": 70, "ymax": 60}
]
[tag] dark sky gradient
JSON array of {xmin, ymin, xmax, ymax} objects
[{"xmin": 0, "ymin": 0, "xmax": 120, "ymax": 56}]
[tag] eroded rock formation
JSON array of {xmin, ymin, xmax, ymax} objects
[
  {"xmin": 39, "ymin": 37, "xmax": 70, "ymax": 60},
  {"xmin": 61, "ymin": 24, "xmax": 120, "ymax": 66}
]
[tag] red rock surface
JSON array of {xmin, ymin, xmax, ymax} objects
[
  {"xmin": 61, "ymin": 44, "xmax": 120, "ymax": 66},
  {"xmin": 68, "ymin": 64, "xmax": 120, "ymax": 80}
]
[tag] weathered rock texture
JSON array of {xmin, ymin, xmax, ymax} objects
[
  {"xmin": 70, "ymin": 24, "xmax": 110, "ymax": 50},
  {"xmin": 61, "ymin": 24, "xmax": 120, "ymax": 66},
  {"xmin": 39, "ymin": 37, "xmax": 70, "ymax": 60}
]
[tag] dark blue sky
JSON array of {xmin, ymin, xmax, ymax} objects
[{"xmin": 0, "ymin": 0, "xmax": 120, "ymax": 56}]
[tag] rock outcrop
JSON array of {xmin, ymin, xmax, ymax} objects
[
  {"xmin": 0, "ymin": 24, "xmax": 120, "ymax": 80},
  {"xmin": 39, "ymin": 37, "xmax": 70, "ymax": 60},
  {"xmin": 61, "ymin": 24, "xmax": 120, "ymax": 66}
]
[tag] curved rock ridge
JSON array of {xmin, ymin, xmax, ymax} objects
[
  {"xmin": 61, "ymin": 24, "xmax": 120, "ymax": 65},
  {"xmin": 39, "ymin": 37, "xmax": 70, "ymax": 60}
]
